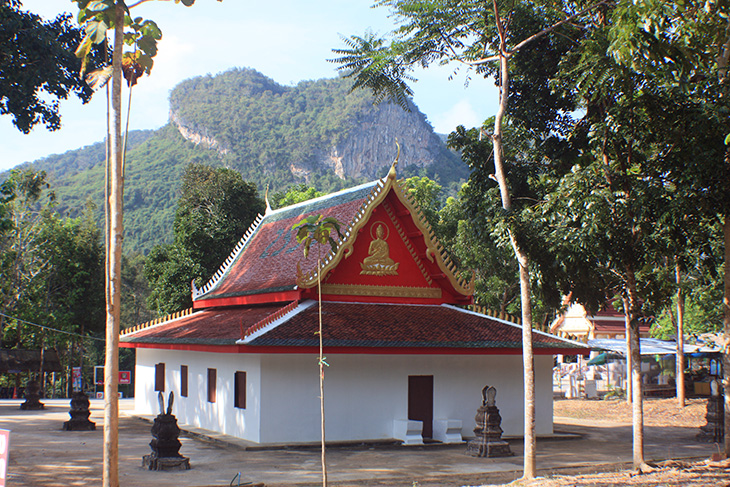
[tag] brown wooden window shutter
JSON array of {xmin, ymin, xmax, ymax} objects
[
  {"xmin": 207, "ymin": 368, "xmax": 216, "ymax": 403},
  {"xmin": 180, "ymin": 365, "xmax": 188, "ymax": 397},
  {"xmin": 234, "ymin": 371, "xmax": 246, "ymax": 409},
  {"xmin": 154, "ymin": 363, "xmax": 165, "ymax": 392}
]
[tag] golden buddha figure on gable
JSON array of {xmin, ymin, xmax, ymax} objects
[{"xmin": 361, "ymin": 223, "xmax": 399, "ymax": 276}]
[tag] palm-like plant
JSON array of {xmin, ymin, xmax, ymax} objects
[{"xmin": 292, "ymin": 214, "xmax": 343, "ymax": 487}]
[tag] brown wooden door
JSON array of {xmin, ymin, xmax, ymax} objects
[{"xmin": 408, "ymin": 375, "xmax": 433, "ymax": 439}]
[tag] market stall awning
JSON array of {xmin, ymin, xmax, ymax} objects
[{"xmin": 587, "ymin": 338, "xmax": 720, "ymax": 356}]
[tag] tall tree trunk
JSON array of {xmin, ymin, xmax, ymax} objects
[
  {"xmin": 622, "ymin": 295, "xmax": 632, "ymax": 403},
  {"xmin": 625, "ymin": 269, "xmax": 646, "ymax": 471},
  {"xmin": 103, "ymin": 3, "xmax": 124, "ymax": 486},
  {"xmin": 675, "ymin": 260, "xmax": 685, "ymax": 407},
  {"xmin": 722, "ymin": 213, "xmax": 730, "ymax": 456},
  {"xmin": 624, "ymin": 308, "xmax": 632, "ymax": 404},
  {"xmin": 318, "ymin": 259, "xmax": 327, "ymax": 487},
  {"xmin": 514, "ymin": 240, "xmax": 535, "ymax": 477},
  {"xmin": 490, "ymin": 2, "xmax": 535, "ymax": 477}
]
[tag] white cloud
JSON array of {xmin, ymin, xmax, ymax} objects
[{"xmin": 431, "ymin": 100, "xmax": 482, "ymax": 134}]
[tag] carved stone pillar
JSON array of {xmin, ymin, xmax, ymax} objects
[
  {"xmin": 466, "ymin": 385, "xmax": 513, "ymax": 457},
  {"xmin": 697, "ymin": 379, "xmax": 724, "ymax": 443}
]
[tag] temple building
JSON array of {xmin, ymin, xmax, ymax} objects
[
  {"xmin": 121, "ymin": 161, "xmax": 587, "ymax": 445},
  {"xmin": 549, "ymin": 300, "xmax": 651, "ymax": 342}
]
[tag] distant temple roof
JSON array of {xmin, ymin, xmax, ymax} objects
[{"xmin": 550, "ymin": 302, "xmax": 651, "ymax": 339}]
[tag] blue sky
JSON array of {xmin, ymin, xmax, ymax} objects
[{"xmin": 1, "ymin": 0, "xmax": 498, "ymax": 172}]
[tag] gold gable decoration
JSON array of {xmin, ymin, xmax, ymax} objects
[
  {"xmin": 296, "ymin": 150, "xmax": 475, "ymax": 298},
  {"xmin": 392, "ymin": 179, "xmax": 475, "ymax": 296},
  {"xmin": 296, "ymin": 167, "xmax": 396, "ymax": 289},
  {"xmin": 321, "ymin": 283, "xmax": 441, "ymax": 299},
  {"xmin": 360, "ymin": 222, "xmax": 400, "ymax": 275}
]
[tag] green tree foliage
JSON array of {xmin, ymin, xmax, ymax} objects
[
  {"xmin": 0, "ymin": 171, "xmax": 104, "ymax": 386},
  {"xmin": 271, "ymin": 184, "xmax": 325, "ymax": 210},
  {"xmin": 145, "ymin": 164, "xmax": 265, "ymax": 314},
  {"xmin": 401, "ymin": 176, "xmax": 443, "ymax": 231},
  {"xmin": 121, "ymin": 252, "xmax": 153, "ymax": 329},
  {"xmin": 50, "ymin": 124, "xmax": 221, "ymax": 253},
  {"xmin": 0, "ymin": 0, "xmax": 99, "ymax": 132},
  {"xmin": 653, "ymin": 297, "xmax": 721, "ymax": 340},
  {"xmin": 0, "ymin": 169, "xmax": 56, "ymax": 323}
]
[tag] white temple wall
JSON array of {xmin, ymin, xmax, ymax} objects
[
  {"xmin": 258, "ymin": 353, "xmax": 554, "ymax": 444},
  {"xmin": 135, "ymin": 349, "xmax": 554, "ymax": 444},
  {"xmin": 134, "ymin": 348, "xmax": 263, "ymax": 442}
]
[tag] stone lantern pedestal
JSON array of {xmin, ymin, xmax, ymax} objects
[
  {"xmin": 466, "ymin": 385, "xmax": 513, "ymax": 457},
  {"xmin": 63, "ymin": 392, "xmax": 96, "ymax": 431},
  {"xmin": 20, "ymin": 380, "xmax": 45, "ymax": 410}
]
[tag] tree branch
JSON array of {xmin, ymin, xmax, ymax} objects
[{"xmin": 467, "ymin": 0, "xmax": 610, "ymax": 65}]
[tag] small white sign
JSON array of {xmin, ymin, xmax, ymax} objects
[{"xmin": 0, "ymin": 428, "xmax": 10, "ymax": 487}]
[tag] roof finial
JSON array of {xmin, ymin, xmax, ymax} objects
[
  {"xmin": 388, "ymin": 138, "xmax": 400, "ymax": 180},
  {"xmin": 264, "ymin": 183, "xmax": 272, "ymax": 214}
]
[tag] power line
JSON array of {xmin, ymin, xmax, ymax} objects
[{"xmin": 0, "ymin": 312, "xmax": 105, "ymax": 342}]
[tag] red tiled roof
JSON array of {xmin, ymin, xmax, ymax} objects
[
  {"xmin": 249, "ymin": 302, "xmax": 583, "ymax": 351},
  {"xmin": 122, "ymin": 301, "xmax": 587, "ymax": 354},
  {"xmin": 121, "ymin": 303, "xmax": 293, "ymax": 345},
  {"xmin": 590, "ymin": 308, "xmax": 651, "ymax": 334},
  {"xmin": 194, "ymin": 182, "xmax": 378, "ymax": 302}
]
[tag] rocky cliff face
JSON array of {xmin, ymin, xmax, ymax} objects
[
  {"xmin": 170, "ymin": 111, "xmax": 229, "ymax": 157},
  {"xmin": 174, "ymin": 100, "xmax": 448, "ymax": 183},
  {"xmin": 168, "ymin": 70, "xmax": 464, "ymax": 187},
  {"xmin": 319, "ymin": 102, "xmax": 446, "ymax": 180}
]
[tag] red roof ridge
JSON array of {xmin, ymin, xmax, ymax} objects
[
  {"xmin": 192, "ymin": 212, "xmax": 267, "ymax": 300},
  {"xmin": 120, "ymin": 307, "xmax": 195, "ymax": 337},
  {"xmin": 239, "ymin": 300, "xmax": 316, "ymax": 343}
]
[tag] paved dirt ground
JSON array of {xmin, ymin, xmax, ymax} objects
[
  {"xmin": 497, "ymin": 397, "xmax": 729, "ymax": 487},
  {"xmin": 2, "ymin": 397, "xmax": 728, "ymax": 486}
]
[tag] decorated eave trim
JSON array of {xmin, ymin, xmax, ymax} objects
[
  {"xmin": 469, "ymin": 304, "xmax": 522, "ymax": 325},
  {"xmin": 441, "ymin": 304, "xmax": 590, "ymax": 349},
  {"xmin": 120, "ymin": 308, "xmax": 195, "ymax": 338},
  {"xmin": 391, "ymin": 178, "xmax": 475, "ymax": 296},
  {"xmin": 192, "ymin": 212, "xmax": 266, "ymax": 300},
  {"xmin": 295, "ymin": 168, "xmax": 395, "ymax": 288},
  {"xmin": 237, "ymin": 300, "xmax": 315, "ymax": 344}
]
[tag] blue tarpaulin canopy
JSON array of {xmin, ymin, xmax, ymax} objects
[{"xmin": 587, "ymin": 338, "xmax": 720, "ymax": 356}]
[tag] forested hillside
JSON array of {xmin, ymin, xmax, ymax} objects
[{"xmin": 13, "ymin": 68, "xmax": 467, "ymax": 253}]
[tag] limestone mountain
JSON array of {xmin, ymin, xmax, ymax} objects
[
  {"xmin": 168, "ymin": 68, "xmax": 466, "ymax": 186},
  {"xmin": 15, "ymin": 68, "xmax": 467, "ymax": 253}
]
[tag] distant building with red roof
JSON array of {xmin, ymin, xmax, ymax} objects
[
  {"xmin": 550, "ymin": 301, "xmax": 651, "ymax": 342},
  {"xmin": 121, "ymin": 162, "xmax": 587, "ymax": 445}
]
